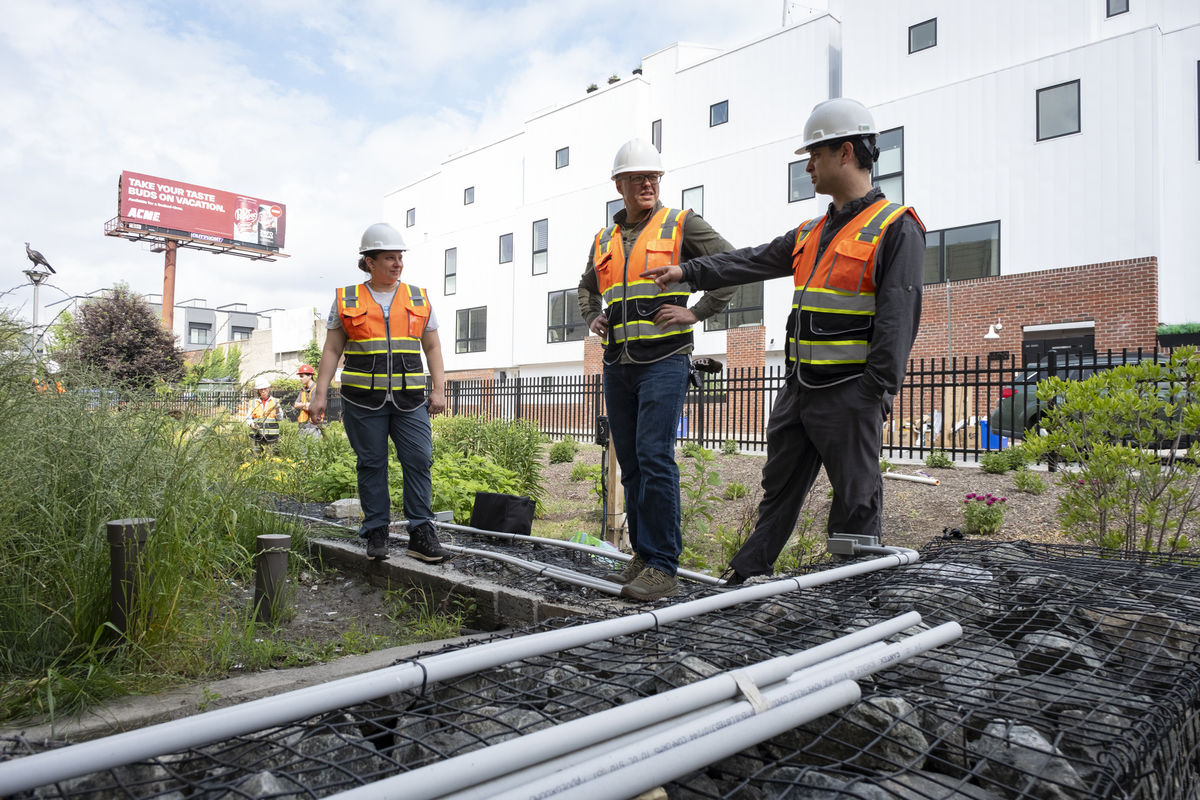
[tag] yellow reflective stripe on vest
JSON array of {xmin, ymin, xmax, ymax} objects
[
  {"xmin": 343, "ymin": 338, "xmax": 421, "ymax": 355},
  {"xmin": 792, "ymin": 340, "xmax": 870, "ymax": 365},
  {"xmin": 855, "ymin": 202, "xmax": 905, "ymax": 244},
  {"xmin": 609, "ymin": 319, "xmax": 692, "ymax": 344},
  {"xmin": 340, "ymin": 370, "xmax": 427, "ymax": 390}
]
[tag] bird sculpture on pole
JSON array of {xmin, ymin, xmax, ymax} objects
[{"xmin": 24, "ymin": 242, "xmax": 55, "ymax": 274}]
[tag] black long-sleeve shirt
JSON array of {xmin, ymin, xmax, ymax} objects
[{"xmin": 679, "ymin": 187, "xmax": 924, "ymax": 394}]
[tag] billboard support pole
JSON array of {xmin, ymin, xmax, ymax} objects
[{"xmin": 162, "ymin": 240, "xmax": 177, "ymax": 331}]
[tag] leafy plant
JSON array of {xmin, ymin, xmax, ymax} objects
[
  {"xmin": 721, "ymin": 438, "xmax": 739, "ymax": 455},
  {"xmin": 879, "ymin": 458, "xmax": 894, "ymax": 473},
  {"xmin": 57, "ymin": 283, "xmax": 184, "ymax": 387},
  {"xmin": 433, "ymin": 416, "xmax": 545, "ymax": 511},
  {"xmin": 724, "ymin": 481, "xmax": 749, "ymax": 500},
  {"xmin": 979, "ymin": 451, "xmax": 1013, "ymax": 474},
  {"xmin": 925, "ymin": 450, "xmax": 954, "ymax": 469},
  {"xmin": 681, "ymin": 441, "xmax": 704, "ymax": 459},
  {"xmin": 549, "ymin": 436, "xmax": 579, "ymax": 464},
  {"xmin": 680, "ymin": 447, "xmax": 722, "ymax": 536},
  {"xmin": 773, "ymin": 511, "xmax": 825, "ymax": 573},
  {"xmin": 1013, "ymin": 467, "xmax": 1048, "ymax": 495},
  {"xmin": 430, "ymin": 452, "xmax": 520, "ymax": 523},
  {"xmin": 570, "ymin": 462, "xmax": 598, "ymax": 483},
  {"xmin": 962, "ymin": 492, "xmax": 1008, "ymax": 535}
]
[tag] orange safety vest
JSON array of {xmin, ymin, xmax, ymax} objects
[
  {"xmin": 592, "ymin": 206, "xmax": 691, "ymax": 364},
  {"xmin": 337, "ymin": 282, "xmax": 430, "ymax": 407},
  {"xmin": 788, "ymin": 198, "xmax": 922, "ymax": 385},
  {"xmin": 250, "ymin": 396, "xmax": 281, "ymax": 439},
  {"xmin": 296, "ymin": 384, "xmax": 312, "ymax": 424}
]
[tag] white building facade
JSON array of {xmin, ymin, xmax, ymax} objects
[{"xmin": 383, "ymin": 0, "xmax": 1200, "ymax": 378}]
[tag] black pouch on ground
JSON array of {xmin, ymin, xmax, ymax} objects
[{"xmin": 470, "ymin": 491, "xmax": 536, "ymax": 536}]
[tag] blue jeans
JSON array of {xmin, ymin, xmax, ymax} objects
[
  {"xmin": 603, "ymin": 354, "xmax": 690, "ymax": 575},
  {"xmin": 340, "ymin": 401, "xmax": 434, "ymax": 535}
]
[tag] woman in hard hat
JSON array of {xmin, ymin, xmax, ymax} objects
[
  {"xmin": 307, "ymin": 223, "xmax": 449, "ymax": 564},
  {"xmin": 294, "ymin": 364, "xmax": 321, "ymax": 437},
  {"xmin": 245, "ymin": 377, "xmax": 283, "ymax": 452}
]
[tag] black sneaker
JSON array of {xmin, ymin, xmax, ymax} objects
[
  {"xmin": 720, "ymin": 568, "xmax": 746, "ymax": 586},
  {"xmin": 365, "ymin": 528, "xmax": 390, "ymax": 560},
  {"xmin": 406, "ymin": 523, "xmax": 449, "ymax": 564}
]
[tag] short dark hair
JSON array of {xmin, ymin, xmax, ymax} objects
[{"xmin": 815, "ymin": 135, "xmax": 878, "ymax": 170}]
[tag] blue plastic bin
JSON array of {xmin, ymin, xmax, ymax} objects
[{"xmin": 979, "ymin": 419, "xmax": 1010, "ymax": 450}]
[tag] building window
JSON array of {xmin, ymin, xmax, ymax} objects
[
  {"xmin": 1037, "ymin": 80, "xmax": 1081, "ymax": 141},
  {"xmin": 532, "ymin": 219, "xmax": 548, "ymax": 275},
  {"xmin": 1106, "ymin": 0, "xmax": 1128, "ymax": 17},
  {"xmin": 188, "ymin": 322, "xmax": 212, "ymax": 345},
  {"xmin": 406, "ymin": 208, "xmax": 415, "ymax": 228},
  {"xmin": 923, "ymin": 221, "xmax": 1000, "ymax": 283},
  {"xmin": 682, "ymin": 186, "xmax": 704, "ymax": 217},
  {"xmin": 606, "ymin": 198, "xmax": 624, "ymax": 225},
  {"xmin": 872, "ymin": 127, "xmax": 904, "ymax": 203},
  {"xmin": 444, "ymin": 248, "xmax": 457, "ymax": 295},
  {"xmin": 455, "ymin": 307, "xmax": 487, "ymax": 354},
  {"xmin": 709, "ymin": 100, "xmax": 729, "ymax": 127},
  {"xmin": 788, "ymin": 159, "xmax": 814, "ymax": 202},
  {"xmin": 555, "ymin": 147, "xmax": 569, "ymax": 169},
  {"xmin": 705, "ymin": 283, "xmax": 764, "ymax": 331},
  {"xmin": 231, "ymin": 326, "xmax": 253, "ymax": 341},
  {"xmin": 463, "ymin": 187, "xmax": 474, "ymax": 205},
  {"xmin": 909, "ymin": 18, "xmax": 937, "ymax": 53},
  {"xmin": 547, "ymin": 289, "xmax": 586, "ymax": 343},
  {"xmin": 499, "ymin": 233, "xmax": 513, "ymax": 264},
  {"xmin": 651, "ymin": 119, "xmax": 662, "ymax": 152}
]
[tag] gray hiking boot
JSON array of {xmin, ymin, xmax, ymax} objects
[
  {"xmin": 406, "ymin": 523, "xmax": 449, "ymax": 564},
  {"xmin": 604, "ymin": 554, "xmax": 646, "ymax": 585},
  {"xmin": 620, "ymin": 567, "xmax": 678, "ymax": 602},
  {"xmin": 365, "ymin": 528, "xmax": 390, "ymax": 560}
]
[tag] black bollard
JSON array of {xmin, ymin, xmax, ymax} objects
[
  {"xmin": 107, "ymin": 518, "xmax": 153, "ymax": 635},
  {"xmin": 254, "ymin": 534, "xmax": 291, "ymax": 625}
]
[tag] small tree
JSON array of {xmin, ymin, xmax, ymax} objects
[
  {"xmin": 65, "ymin": 284, "xmax": 184, "ymax": 387},
  {"xmin": 299, "ymin": 336, "xmax": 321, "ymax": 372}
]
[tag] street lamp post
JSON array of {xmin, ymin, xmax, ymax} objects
[{"xmin": 22, "ymin": 268, "xmax": 51, "ymax": 356}]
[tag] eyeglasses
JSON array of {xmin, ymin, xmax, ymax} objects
[{"xmin": 624, "ymin": 174, "xmax": 661, "ymax": 187}]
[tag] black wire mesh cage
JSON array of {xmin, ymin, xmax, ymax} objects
[{"xmin": 4, "ymin": 540, "xmax": 1200, "ymax": 799}]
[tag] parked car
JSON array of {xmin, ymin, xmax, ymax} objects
[{"xmin": 986, "ymin": 352, "xmax": 1171, "ymax": 441}]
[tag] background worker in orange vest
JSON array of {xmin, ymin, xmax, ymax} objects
[
  {"xmin": 246, "ymin": 377, "xmax": 283, "ymax": 452},
  {"xmin": 576, "ymin": 138, "xmax": 735, "ymax": 602},
  {"xmin": 644, "ymin": 98, "xmax": 926, "ymax": 581},
  {"xmin": 294, "ymin": 363, "xmax": 321, "ymax": 437},
  {"xmin": 307, "ymin": 223, "xmax": 448, "ymax": 565}
]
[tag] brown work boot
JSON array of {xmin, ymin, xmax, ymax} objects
[
  {"xmin": 604, "ymin": 554, "xmax": 645, "ymax": 585},
  {"xmin": 620, "ymin": 567, "xmax": 678, "ymax": 602}
]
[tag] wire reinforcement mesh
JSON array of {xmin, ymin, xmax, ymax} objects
[{"xmin": 4, "ymin": 540, "xmax": 1200, "ymax": 799}]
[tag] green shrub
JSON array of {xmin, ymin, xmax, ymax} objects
[
  {"xmin": 979, "ymin": 451, "xmax": 1012, "ymax": 474},
  {"xmin": 1013, "ymin": 467, "xmax": 1048, "ymax": 495},
  {"xmin": 962, "ymin": 492, "xmax": 1008, "ymax": 535},
  {"xmin": 549, "ymin": 436, "xmax": 578, "ymax": 464},
  {"xmin": 570, "ymin": 462, "xmax": 597, "ymax": 482},
  {"xmin": 724, "ymin": 481, "xmax": 749, "ymax": 500},
  {"xmin": 433, "ymin": 416, "xmax": 545, "ymax": 511},
  {"xmin": 430, "ymin": 452, "xmax": 520, "ymax": 523},
  {"xmin": 879, "ymin": 458, "xmax": 894, "ymax": 473},
  {"xmin": 925, "ymin": 450, "xmax": 954, "ymax": 469},
  {"xmin": 721, "ymin": 438, "xmax": 739, "ymax": 455},
  {"xmin": 680, "ymin": 447, "xmax": 722, "ymax": 537},
  {"xmin": 681, "ymin": 441, "xmax": 704, "ymax": 459},
  {"xmin": 1021, "ymin": 347, "xmax": 1200, "ymax": 553}
]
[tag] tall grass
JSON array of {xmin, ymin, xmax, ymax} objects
[
  {"xmin": 432, "ymin": 416, "xmax": 546, "ymax": 510},
  {"xmin": 0, "ymin": 362, "xmax": 303, "ymax": 722}
]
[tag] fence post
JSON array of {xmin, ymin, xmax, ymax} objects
[
  {"xmin": 254, "ymin": 534, "xmax": 291, "ymax": 625},
  {"xmin": 107, "ymin": 518, "xmax": 153, "ymax": 635}
]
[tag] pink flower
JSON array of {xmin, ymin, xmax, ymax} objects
[
  {"xmin": 965, "ymin": 493, "xmax": 976, "ymax": 500},
  {"xmin": 986, "ymin": 498, "xmax": 995, "ymax": 506}
]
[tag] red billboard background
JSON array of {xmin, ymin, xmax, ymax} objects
[{"xmin": 117, "ymin": 171, "xmax": 286, "ymax": 250}]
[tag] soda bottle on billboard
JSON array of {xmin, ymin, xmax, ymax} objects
[
  {"xmin": 233, "ymin": 197, "xmax": 259, "ymax": 243},
  {"xmin": 257, "ymin": 204, "xmax": 278, "ymax": 249}
]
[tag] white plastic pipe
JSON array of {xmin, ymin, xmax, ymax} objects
[
  {"xmin": 337, "ymin": 612, "xmax": 920, "ymax": 800},
  {"xmin": 0, "ymin": 549, "xmax": 919, "ymax": 795},
  {"xmin": 883, "ymin": 472, "xmax": 940, "ymax": 485},
  {"xmin": 479, "ymin": 622, "xmax": 963, "ymax": 800}
]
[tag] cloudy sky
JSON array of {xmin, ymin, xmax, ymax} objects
[{"xmin": 1, "ymin": 0, "xmax": 801, "ymax": 330}]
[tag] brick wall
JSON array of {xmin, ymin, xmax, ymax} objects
[
  {"xmin": 583, "ymin": 335, "xmax": 603, "ymax": 375},
  {"xmin": 910, "ymin": 257, "xmax": 1158, "ymax": 365},
  {"xmin": 725, "ymin": 325, "xmax": 766, "ymax": 371}
]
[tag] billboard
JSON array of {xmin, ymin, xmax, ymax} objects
[{"xmin": 117, "ymin": 171, "xmax": 286, "ymax": 250}]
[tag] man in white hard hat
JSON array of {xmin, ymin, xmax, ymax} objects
[
  {"xmin": 245, "ymin": 376, "xmax": 282, "ymax": 452},
  {"xmin": 577, "ymin": 138, "xmax": 736, "ymax": 602},
  {"xmin": 643, "ymin": 98, "xmax": 926, "ymax": 580}
]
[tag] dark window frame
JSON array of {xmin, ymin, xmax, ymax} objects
[
  {"xmin": 1106, "ymin": 0, "xmax": 1129, "ymax": 17},
  {"xmin": 681, "ymin": 185, "xmax": 704, "ymax": 217},
  {"xmin": 788, "ymin": 158, "xmax": 814, "ymax": 203},
  {"xmin": 872, "ymin": 127, "xmax": 904, "ymax": 204},
  {"xmin": 230, "ymin": 325, "xmax": 253, "ymax": 341},
  {"xmin": 651, "ymin": 119, "xmax": 662, "ymax": 152},
  {"xmin": 532, "ymin": 218, "xmax": 549, "ymax": 275},
  {"xmin": 709, "ymin": 100, "xmax": 729, "ymax": 127},
  {"xmin": 498, "ymin": 232, "xmax": 513, "ymax": 264},
  {"xmin": 923, "ymin": 220, "xmax": 1002, "ymax": 284},
  {"xmin": 606, "ymin": 198, "xmax": 624, "ymax": 226},
  {"xmin": 444, "ymin": 247, "xmax": 457, "ymax": 295},
  {"xmin": 463, "ymin": 187, "xmax": 474, "ymax": 205},
  {"xmin": 455, "ymin": 306, "xmax": 487, "ymax": 354},
  {"xmin": 1036, "ymin": 79, "xmax": 1081, "ymax": 142},
  {"xmin": 908, "ymin": 18, "xmax": 937, "ymax": 53},
  {"xmin": 188, "ymin": 322, "xmax": 213, "ymax": 346},
  {"xmin": 405, "ymin": 208, "xmax": 415, "ymax": 228},
  {"xmin": 546, "ymin": 288, "xmax": 586, "ymax": 344},
  {"xmin": 555, "ymin": 147, "xmax": 569, "ymax": 169},
  {"xmin": 704, "ymin": 282, "xmax": 764, "ymax": 332}
]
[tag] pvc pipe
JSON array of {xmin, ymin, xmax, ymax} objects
[
  {"xmin": 253, "ymin": 534, "xmax": 291, "ymax": 624},
  {"xmin": 883, "ymin": 472, "xmax": 940, "ymax": 485},
  {"xmin": 438, "ymin": 522, "xmax": 722, "ymax": 586},
  {"xmin": 341, "ymin": 612, "xmax": 920, "ymax": 800},
  {"xmin": 106, "ymin": 518, "xmax": 152, "ymax": 635},
  {"xmin": 478, "ymin": 623, "xmax": 963, "ymax": 800},
  {"xmin": 0, "ymin": 549, "xmax": 919, "ymax": 795}
]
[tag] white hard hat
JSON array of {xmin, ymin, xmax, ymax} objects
[
  {"xmin": 796, "ymin": 97, "xmax": 878, "ymax": 154},
  {"xmin": 254, "ymin": 377, "xmax": 272, "ymax": 391},
  {"xmin": 359, "ymin": 222, "xmax": 407, "ymax": 254},
  {"xmin": 611, "ymin": 138, "xmax": 663, "ymax": 179}
]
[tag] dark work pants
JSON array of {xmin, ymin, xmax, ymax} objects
[
  {"xmin": 341, "ymin": 400, "xmax": 434, "ymax": 536},
  {"xmin": 729, "ymin": 377, "xmax": 886, "ymax": 578}
]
